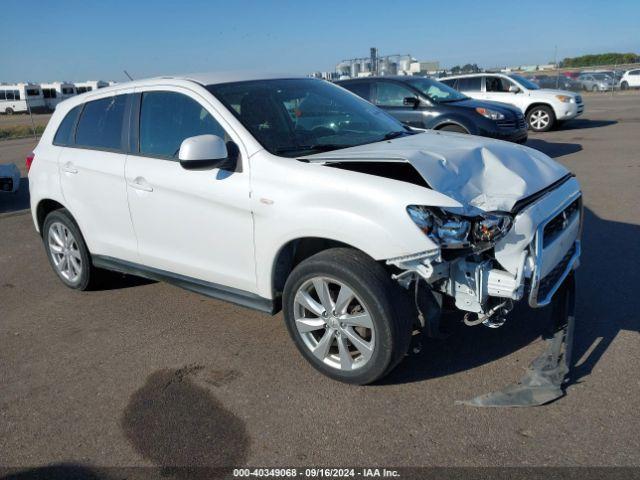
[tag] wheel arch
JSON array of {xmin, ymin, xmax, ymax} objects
[
  {"xmin": 525, "ymin": 102, "xmax": 555, "ymax": 116},
  {"xmin": 36, "ymin": 198, "xmax": 68, "ymax": 235},
  {"xmin": 433, "ymin": 119, "xmax": 471, "ymax": 134},
  {"xmin": 271, "ymin": 237, "xmax": 370, "ymax": 312}
]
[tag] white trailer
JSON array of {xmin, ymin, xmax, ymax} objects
[
  {"xmin": 40, "ymin": 82, "xmax": 77, "ymax": 111},
  {"xmin": 73, "ymin": 80, "xmax": 108, "ymax": 94},
  {"xmin": 0, "ymin": 83, "xmax": 46, "ymax": 114}
]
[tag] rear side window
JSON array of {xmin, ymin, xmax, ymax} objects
[
  {"xmin": 75, "ymin": 95, "xmax": 127, "ymax": 150},
  {"xmin": 457, "ymin": 77, "xmax": 482, "ymax": 91},
  {"xmin": 440, "ymin": 78, "xmax": 457, "ymax": 89},
  {"xmin": 53, "ymin": 106, "xmax": 82, "ymax": 146},
  {"xmin": 139, "ymin": 91, "xmax": 227, "ymax": 158},
  {"xmin": 341, "ymin": 82, "xmax": 372, "ymax": 101}
]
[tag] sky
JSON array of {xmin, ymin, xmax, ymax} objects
[{"xmin": 1, "ymin": 0, "xmax": 639, "ymax": 83}]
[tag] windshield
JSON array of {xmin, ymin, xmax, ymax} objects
[
  {"xmin": 508, "ymin": 74, "xmax": 540, "ymax": 90},
  {"xmin": 207, "ymin": 78, "xmax": 413, "ymax": 157},
  {"xmin": 404, "ymin": 77, "xmax": 468, "ymax": 103}
]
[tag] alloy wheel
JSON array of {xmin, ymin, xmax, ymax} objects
[
  {"xmin": 529, "ymin": 110, "xmax": 550, "ymax": 130},
  {"xmin": 293, "ymin": 276, "xmax": 375, "ymax": 371},
  {"xmin": 48, "ymin": 221, "xmax": 82, "ymax": 283}
]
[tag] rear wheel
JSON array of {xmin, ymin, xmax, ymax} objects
[
  {"xmin": 592, "ymin": 85, "xmax": 598, "ymax": 92},
  {"xmin": 43, "ymin": 209, "xmax": 97, "ymax": 290},
  {"xmin": 527, "ymin": 105, "xmax": 555, "ymax": 132},
  {"xmin": 621, "ymin": 81, "xmax": 629, "ymax": 90},
  {"xmin": 283, "ymin": 248, "xmax": 413, "ymax": 384},
  {"xmin": 439, "ymin": 124, "xmax": 468, "ymax": 134}
]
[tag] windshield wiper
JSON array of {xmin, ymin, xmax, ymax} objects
[
  {"xmin": 382, "ymin": 131, "xmax": 409, "ymax": 140},
  {"xmin": 275, "ymin": 144, "xmax": 346, "ymax": 155}
]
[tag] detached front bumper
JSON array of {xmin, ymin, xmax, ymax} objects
[{"xmin": 388, "ymin": 176, "xmax": 582, "ymax": 318}]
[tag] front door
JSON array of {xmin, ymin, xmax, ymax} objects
[
  {"xmin": 374, "ymin": 80, "xmax": 427, "ymax": 128},
  {"xmin": 124, "ymin": 88, "xmax": 256, "ymax": 293},
  {"xmin": 483, "ymin": 76, "xmax": 527, "ymax": 112}
]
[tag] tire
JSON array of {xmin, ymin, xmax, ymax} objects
[
  {"xmin": 621, "ymin": 81, "xmax": 629, "ymax": 91},
  {"xmin": 5, "ymin": 108, "xmax": 14, "ymax": 115},
  {"xmin": 526, "ymin": 105, "xmax": 555, "ymax": 132},
  {"xmin": 282, "ymin": 248, "xmax": 413, "ymax": 385},
  {"xmin": 42, "ymin": 209, "xmax": 98, "ymax": 290},
  {"xmin": 439, "ymin": 124, "xmax": 468, "ymax": 134}
]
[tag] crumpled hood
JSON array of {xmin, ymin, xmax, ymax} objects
[{"xmin": 302, "ymin": 131, "xmax": 569, "ymax": 212}]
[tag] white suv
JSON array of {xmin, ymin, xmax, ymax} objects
[
  {"xmin": 28, "ymin": 74, "xmax": 582, "ymax": 384},
  {"xmin": 441, "ymin": 73, "xmax": 584, "ymax": 132},
  {"xmin": 620, "ymin": 69, "xmax": 640, "ymax": 90}
]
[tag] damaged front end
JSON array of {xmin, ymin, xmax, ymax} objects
[{"xmin": 387, "ymin": 178, "xmax": 583, "ymax": 407}]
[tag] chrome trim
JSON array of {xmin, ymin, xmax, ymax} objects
[{"xmin": 528, "ymin": 191, "xmax": 582, "ymax": 308}]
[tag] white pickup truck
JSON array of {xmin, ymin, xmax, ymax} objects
[{"xmin": 441, "ymin": 73, "xmax": 584, "ymax": 132}]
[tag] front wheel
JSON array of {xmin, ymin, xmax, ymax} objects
[
  {"xmin": 5, "ymin": 108, "xmax": 14, "ymax": 115},
  {"xmin": 282, "ymin": 248, "xmax": 413, "ymax": 384},
  {"xmin": 527, "ymin": 105, "xmax": 555, "ymax": 132}
]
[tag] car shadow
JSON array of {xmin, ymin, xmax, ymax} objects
[
  {"xmin": 525, "ymin": 139, "xmax": 582, "ymax": 158},
  {"xmin": 561, "ymin": 119, "xmax": 617, "ymax": 130},
  {"xmin": 0, "ymin": 176, "xmax": 29, "ymax": 214},
  {"xmin": 92, "ymin": 270, "xmax": 156, "ymax": 291},
  {"xmin": 381, "ymin": 207, "xmax": 640, "ymax": 387}
]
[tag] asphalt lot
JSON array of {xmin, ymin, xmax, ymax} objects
[{"xmin": 1, "ymin": 93, "xmax": 639, "ymax": 471}]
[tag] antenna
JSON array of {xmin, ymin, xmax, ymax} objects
[{"xmin": 124, "ymin": 70, "xmax": 134, "ymax": 81}]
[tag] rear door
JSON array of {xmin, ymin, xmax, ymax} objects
[
  {"xmin": 629, "ymin": 70, "xmax": 640, "ymax": 87},
  {"xmin": 124, "ymin": 87, "xmax": 256, "ymax": 293},
  {"xmin": 58, "ymin": 92, "xmax": 138, "ymax": 261},
  {"xmin": 373, "ymin": 80, "xmax": 425, "ymax": 127}
]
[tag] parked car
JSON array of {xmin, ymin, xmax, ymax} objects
[
  {"xmin": 0, "ymin": 163, "xmax": 20, "ymax": 193},
  {"xmin": 336, "ymin": 76, "xmax": 527, "ymax": 143},
  {"xmin": 28, "ymin": 74, "xmax": 582, "ymax": 384},
  {"xmin": 441, "ymin": 73, "xmax": 584, "ymax": 132},
  {"xmin": 619, "ymin": 68, "xmax": 640, "ymax": 89},
  {"xmin": 577, "ymin": 73, "xmax": 617, "ymax": 92},
  {"xmin": 529, "ymin": 74, "xmax": 581, "ymax": 92}
]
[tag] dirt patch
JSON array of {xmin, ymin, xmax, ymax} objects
[{"xmin": 121, "ymin": 366, "xmax": 249, "ymax": 475}]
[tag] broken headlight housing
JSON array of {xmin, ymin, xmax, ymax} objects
[{"xmin": 407, "ymin": 206, "xmax": 512, "ymax": 249}]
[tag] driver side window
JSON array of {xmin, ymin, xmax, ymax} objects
[
  {"xmin": 375, "ymin": 81, "xmax": 416, "ymax": 107},
  {"xmin": 139, "ymin": 91, "xmax": 228, "ymax": 159},
  {"xmin": 485, "ymin": 76, "xmax": 512, "ymax": 93}
]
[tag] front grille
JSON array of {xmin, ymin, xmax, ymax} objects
[
  {"xmin": 537, "ymin": 244, "xmax": 576, "ymax": 303},
  {"xmin": 497, "ymin": 115, "xmax": 526, "ymax": 130},
  {"xmin": 575, "ymin": 95, "xmax": 583, "ymax": 104},
  {"xmin": 543, "ymin": 197, "xmax": 581, "ymax": 247}
]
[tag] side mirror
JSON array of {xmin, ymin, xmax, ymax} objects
[
  {"xmin": 178, "ymin": 134, "xmax": 236, "ymax": 171},
  {"xmin": 508, "ymin": 85, "xmax": 520, "ymax": 93},
  {"xmin": 403, "ymin": 96, "xmax": 420, "ymax": 108}
]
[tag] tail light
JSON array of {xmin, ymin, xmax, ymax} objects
[{"xmin": 26, "ymin": 153, "xmax": 35, "ymax": 173}]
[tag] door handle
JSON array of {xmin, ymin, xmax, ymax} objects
[
  {"xmin": 129, "ymin": 176, "xmax": 153, "ymax": 192},
  {"xmin": 62, "ymin": 162, "xmax": 78, "ymax": 174}
]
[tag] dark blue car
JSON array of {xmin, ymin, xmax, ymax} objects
[{"xmin": 337, "ymin": 76, "xmax": 528, "ymax": 143}]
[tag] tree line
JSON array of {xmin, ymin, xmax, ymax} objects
[{"xmin": 560, "ymin": 53, "xmax": 640, "ymax": 67}]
